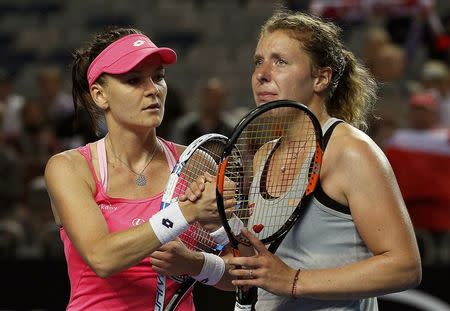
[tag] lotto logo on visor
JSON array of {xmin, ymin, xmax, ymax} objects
[
  {"xmin": 87, "ymin": 33, "xmax": 177, "ymax": 87},
  {"xmin": 133, "ymin": 40, "xmax": 145, "ymax": 47}
]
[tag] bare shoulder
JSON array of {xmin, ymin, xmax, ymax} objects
[
  {"xmin": 45, "ymin": 148, "xmax": 94, "ymax": 190},
  {"xmin": 328, "ymin": 123, "xmax": 389, "ymax": 169},
  {"xmin": 323, "ymin": 123, "xmax": 399, "ymax": 208},
  {"xmin": 46, "ymin": 149, "xmax": 84, "ymax": 174}
]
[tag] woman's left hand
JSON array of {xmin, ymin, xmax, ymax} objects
[
  {"xmin": 150, "ymin": 239, "xmax": 203, "ymax": 276},
  {"xmin": 227, "ymin": 229, "xmax": 297, "ymax": 297}
]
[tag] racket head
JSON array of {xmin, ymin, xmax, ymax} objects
[
  {"xmin": 163, "ymin": 132, "xmax": 228, "ymax": 256},
  {"xmin": 216, "ymin": 100, "xmax": 323, "ymax": 248},
  {"xmin": 157, "ymin": 134, "xmax": 228, "ymax": 310},
  {"xmin": 161, "ymin": 133, "xmax": 228, "ymax": 207}
]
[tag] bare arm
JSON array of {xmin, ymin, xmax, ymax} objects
[
  {"xmin": 293, "ymin": 134, "xmax": 421, "ymax": 299},
  {"xmin": 45, "ymin": 150, "xmax": 218, "ymax": 278}
]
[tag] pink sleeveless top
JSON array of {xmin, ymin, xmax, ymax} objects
[{"xmin": 60, "ymin": 138, "xmax": 195, "ymax": 310}]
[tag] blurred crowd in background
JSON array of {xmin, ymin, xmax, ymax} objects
[{"xmin": 0, "ymin": 0, "xmax": 449, "ymax": 269}]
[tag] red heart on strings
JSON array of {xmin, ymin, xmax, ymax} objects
[{"xmin": 252, "ymin": 224, "xmax": 264, "ymax": 233}]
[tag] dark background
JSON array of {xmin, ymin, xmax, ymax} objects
[{"xmin": 0, "ymin": 260, "xmax": 448, "ymax": 310}]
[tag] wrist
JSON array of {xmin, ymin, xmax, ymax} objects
[
  {"xmin": 291, "ymin": 268, "xmax": 301, "ymax": 298},
  {"xmin": 192, "ymin": 252, "xmax": 225, "ymax": 285},
  {"xmin": 190, "ymin": 251, "xmax": 205, "ymax": 276},
  {"xmin": 179, "ymin": 200, "xmax": 196, "ymax": 224},
  {"xmin": 149, "ymin": 202, "xmax": 189, "ymax": 244}
]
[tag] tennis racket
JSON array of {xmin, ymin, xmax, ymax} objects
[
  {"xmin": 216, "ymin": 100, "xmax": 323, "ymax": 310},
  {"xmin": 154, "ymin": 133, "xmax": 228, "ymax": 311}
]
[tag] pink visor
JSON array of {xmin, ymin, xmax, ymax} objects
[{"xmin": 87, "ymin": 34, "xmax": 177, "ymax": 87}]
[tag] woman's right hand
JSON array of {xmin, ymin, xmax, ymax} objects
[{"xmin": 179, "ymin": 174, "xmax": 220, "ymax": 224}]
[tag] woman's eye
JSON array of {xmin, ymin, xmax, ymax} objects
[
  {"xmin": 276, "ymin": 58, "xmax": 287, "ymax": 65},
  {"xmin": 154, "ymin": 72, "xmax": 165, "ymax": 82},
  {"xmin": 127, "ymin": 77, "xmax": 140, "ymax": 84},
  {"xmin": 254, "ymin": 58, "xmax": 263, "ymax": 66}
]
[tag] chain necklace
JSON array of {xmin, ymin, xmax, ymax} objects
[
  {"xmin": 107, "ymin": 137, "xmax": 159, "ymax": 187},
  {"xmin": 278, "ymin": 139, "xmax": 307, "ymax": 173}
]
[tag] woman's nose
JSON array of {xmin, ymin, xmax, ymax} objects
[{"xmin": 144, "ymin": 78, "xmax": 160, "ymax": 96}]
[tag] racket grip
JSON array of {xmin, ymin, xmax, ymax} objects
[{"xmin": 234, "ymin": 286, "xmax": 257, "ymax": 311}]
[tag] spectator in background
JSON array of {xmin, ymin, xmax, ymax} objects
[
  {"xmin": 419, "ymin": 60, "xmax": 449, "ymax": 97},
  {"xmin": 408, "ymin": 92, "xmax": 442, "ymax": 130},
  {"xmin": 171, "ymin": 77, "xmax": 234, "ymax": 145},
  {"xmin": 36, "ymin": 65, "xmax": 79, "ymax": 147},
  {"xmin": 0, "ymin": 69, "xmax": 25, "ymax": 137},
  {"xmin": 0, "ymin": 123, "xmax": 26, "ymax": 258},
  {"xmin": 361, "ymin": 26, "xmax": 392, "ymax": 73},
  {"xmin": 384, "ymin": 91, "xmax": 450, "ymax": 233},
  {"xmin": 156, "ymin": 84, "xmax": 186, "ymax": 140},
  {"xmin": 17, "ymin": 97, "xmax": 60, "ymax": 184},
  {"xmin": 28, "ymin": 176, "xmax": 63, "ymax": 259},
  {"xmin": 368, "ymin": 43, "xmax": 409, "ymax": 146},
  {"xmin": 0, "ymin": 137, "xmax": 24, "ymax": 219},
  {"xmin": 371, "ymin": 43, "xmax": 407, "ymax": 85},
  {"xmin": 0, "ymin": 218, "xmax": 26, "ymax": 258},
  {"xmin": 418, "ymin": 60, "xmax": 450, "ymax": 127}
]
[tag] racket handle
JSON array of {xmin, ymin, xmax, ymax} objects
[
  {"xmin": 234, "ymin": 286, "xmax": 257, "ymax": 311},
  {"xmin": 234, "ymin": 302, "xmax": 252, "ymax": 311}
]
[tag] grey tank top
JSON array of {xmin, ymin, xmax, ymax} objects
[
  {"xmin": 247, "ymin": 137, "xmax": 316, "ymax": 239},
  {"xmin": 255, "ymin": 118, "xmax": 378, "ymax": 311}
]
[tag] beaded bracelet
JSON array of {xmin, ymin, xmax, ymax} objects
[{"xmin": 291, "ymin": 269, "xmax": 301, "ymax": 298}]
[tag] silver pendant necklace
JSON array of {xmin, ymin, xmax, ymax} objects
[
  {"xmin": 107, "ymin": 137, "xmax": 159, "ymax": 187},
  {"xmin": 279, "ymin": 139, "xmax": 306, "ymax": 173}
]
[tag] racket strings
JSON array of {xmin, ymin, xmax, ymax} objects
[
  {"xmin": 179, "ymin": 223, "xmax": 222, "ymax": 253},
  {"xmin": 172, "ymin": 140, "xmax": 226, "ymax": 254},
  {"xmin": 222, "ymin": 108, "xmax": 319, "ymax": 241}
]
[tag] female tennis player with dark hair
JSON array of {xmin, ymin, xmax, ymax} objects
[
  {"xmin": 225, "ymin": 10, "xmax": 422, "ymax": 310},
  {"xmin": 44, "ymin": 27, "xmax": 223, "ymax": 310}
]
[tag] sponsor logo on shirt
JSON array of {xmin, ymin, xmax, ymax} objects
[
  {"xmin": 99, "ymin": 203, "xmax": 117, "ymax": 212},
  {"xmin": 132, "ymin": 218, "xmax": 145, "ymax": 226}
]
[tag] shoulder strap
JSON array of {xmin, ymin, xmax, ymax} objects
[
  {"xmin": 158, "ymin": 138, "xmax": 178, "ymax": 171},
  {"xmin": 76, "ymin": 143, "xmax": 101, "ymax": 188},
  {"xmin": 315, "ymin": 119, "xmax": 350, "ymax": 214},
  {"xmin": 323, "ymin": 120, "xmax": 343, "ymax": 150},
  {"xmin": 96, "ymin": 138, "xmax": 108, "ymax": 190}
]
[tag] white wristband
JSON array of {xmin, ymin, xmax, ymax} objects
[
  {"xmin": 149, "ymin": 202, "xmax": 189, "ymax": 244},
  {"xmin": 192, "ymin": 252, "xmax": 225, "ymax": 286},
  {"xmin": 210, "ymin": 226, "xmax": 230, "ymax": 245}
]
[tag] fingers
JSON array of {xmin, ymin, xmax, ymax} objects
[
  {"xmin": 228, "ymin": 265, "xmax": 261, "ymax": 287},
  {"xmin": 150, "ymin": 256, "xmax": 166, "ymax": 269},
  {"xmin": 204, "ymin": 171, "xmax": 215, "ymax": 182},
  {"xmin": 223, "ymin": 197, "xmax": 237, "ymax": 210},
  {"xmin": 226, "ymin": 255, "xmax": 256, "ymax": 268},
  {"xmin": 150, "ymin": 240, "xmax": 182, "ymax": 259},
  {"xmin": 151, "ymin": 258, "xmax": 171, "ymax": 275},
  {"xmin": 185, "ymin": 179, "xmax": 204, "ymax": 201},
  {"xmin": 222, "ymin": 179, "xmax": 237, "ymax": 211},
  {"xmin": 229, "ymin": 267, "xmax": 258, "ymax": 279},
  {"xmin": 183, "ymin": 175, "xmax": 212, "ymax": 202},
  {"xmin": 241, "ymin": 228, "xmax": 268, "ymax": 255}
]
